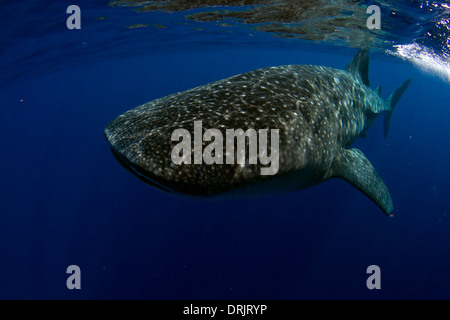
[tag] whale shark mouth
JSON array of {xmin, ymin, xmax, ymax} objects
[
  {"xmin": 103, "ymin": 122, "xmax": 175, "ymax": 193},
  {"xmin": 109, "ymin": 146, "xmax": 176, "ymax": 195},
  {"xmin": 108, "ymin": 146, "xmax": 226, "ymax": 197}
]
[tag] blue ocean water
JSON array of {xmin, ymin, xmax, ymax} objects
[{"xmin": 1, "ymin": 0, "xmax": 450, "ymax": 299}]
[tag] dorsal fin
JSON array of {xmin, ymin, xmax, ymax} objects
[{"xmin": 346, "ymin": 49, "xmax": 370, "ymax": 87}]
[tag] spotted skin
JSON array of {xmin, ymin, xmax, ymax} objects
[{"xmin": 104, "ymin": 50, "xmax": 411, "ymax": 215}]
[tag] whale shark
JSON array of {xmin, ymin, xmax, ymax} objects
[{"xmin": 104, "ymin": 50, "xmax": 411, "ymax": 216}]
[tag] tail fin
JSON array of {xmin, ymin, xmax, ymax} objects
[{"xmin": 384, "ymin": 78, "xmax": 412, "ymax": 138}]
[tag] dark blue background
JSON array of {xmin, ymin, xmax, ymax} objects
[{"xmin": 1, "ymin": 1, "xmax": 450, "ymax": 300}]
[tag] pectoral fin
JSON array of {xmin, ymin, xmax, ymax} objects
[{"xmin": 332, "ymin": 148, "xmax": 393, "ymax": 216}]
